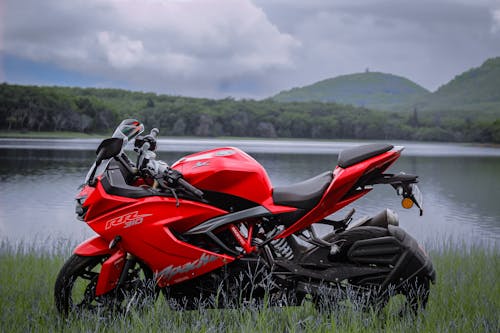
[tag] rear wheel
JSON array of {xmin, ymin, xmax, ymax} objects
[
  {"xmin": 313, "ymin": 283, "xmax": 386, "ymax": 313},
  {"xmin": 312, "ymin": 277, "xmax": 430, "ymax": 316},
  {"xmin": 54, "ymin": 254, "xmax": 157, "ymax": 316},
  {"xmin": 363, "ymin": 276, "xmax": 431, "ymax": 316},
  {"xmin": 397, "ymin": 276, "xmax": 430, "ymax": 314}
]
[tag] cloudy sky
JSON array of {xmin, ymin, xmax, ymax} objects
[{"xmin": 1, "ymin": 0, "xmax": 499, "ymax": 99}]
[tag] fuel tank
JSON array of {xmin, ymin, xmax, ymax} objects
[{"xmin": 171, "ymin": 147, "xmax": 273, "ymax": 204}]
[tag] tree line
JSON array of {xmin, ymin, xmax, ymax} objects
[{"xmin": 0, "ymin": 83, "xmax": 498, "ymax": 143}]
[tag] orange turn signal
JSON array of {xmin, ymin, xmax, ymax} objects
[{"xmin": 401, "ymin": 197, "xmax": 414, "ymax": 209}]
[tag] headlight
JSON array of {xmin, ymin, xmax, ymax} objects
[{"xmin": 75, "ymin": 195, "xmax": 88, "ymax": 221}]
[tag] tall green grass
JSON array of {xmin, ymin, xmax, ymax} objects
[{"xmin": 1, "ymin": 240, "xmax": 498, "ymax": 332}]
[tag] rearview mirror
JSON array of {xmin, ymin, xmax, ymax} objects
[
  {"xmin": 95, "ymin": 137, "xmax": 124, "ymax": 165},
  {"xmin": 86, "ymin": 138, "xmax": 124, "ymax": 186}
]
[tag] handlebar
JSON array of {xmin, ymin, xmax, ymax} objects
[
  {"xmin": 149, "ymin": 128, "xmax": 159, "ymax": 140},
  {"xmin": 134, "ymin": 129, "xmax": 204, "ymax": 198},
  {"xmin": 163, "ymin": 168, "xmax": 204, "ymax": 198},
  {"xmin": 135, "ymin": 128, "xmax": 159, "ymax": 152},
  {"xmin": 143, "ymin": 128, "xmax": 158, "ymax": 151},
  {"xmin": 177, "ymin": 177, "xmax": 204, "ymax": 198}
]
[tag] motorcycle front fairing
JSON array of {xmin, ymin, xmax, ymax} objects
[
  {"xmin": 75, "ymin": 173, "xmax": 237, "ymax": 290},
  {"xmin": 73, "ymin": 142, "xmax": 285, "ymax": 294}
]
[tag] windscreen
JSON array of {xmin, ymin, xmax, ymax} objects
[
  {"xmin": 84, "ymin": 160, "xmax": 111, "ymax": 184},
  {"xmin": 84, "ymin": 119, "xmax": 144, "ymax": 184},
  {"xmin": 112, "ymin": 119, "xmax": 144, "ymax": 146}
]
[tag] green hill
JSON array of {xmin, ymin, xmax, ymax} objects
[
  {"xmin": 1, "ymin": 57, "xmax": 499, "ymax": 143},
  {"xmin": 417, "ymin": 57, "xmax": 500, "ymax": 112},
  {"xmin": 272, "ymin": 72, "xmax": 430, "ymax": 111}
]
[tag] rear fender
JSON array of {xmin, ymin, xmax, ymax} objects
[{"xmin": 73, "ymin": 236, "xmax": 126, "ymax": 296}]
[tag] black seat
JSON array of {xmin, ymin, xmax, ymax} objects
[
  {"xmin": 337, "ymin": 143, "xmax": 393, "ymax": 168},
  {"xmin": 273, "ymin": 171, "xmax": 333, "ymax": 210}
]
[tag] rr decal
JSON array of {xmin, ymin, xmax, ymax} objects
[{"xmin": 105, "ymin": 211, "xmax": 152, "ymax": 230}]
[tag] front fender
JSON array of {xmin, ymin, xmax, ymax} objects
[
  {"xmin": 95, "ymin": 249, "xmax": 126, "ymax": 296},
  {"xmin": 74, "ymin": 236, "xmax": 112, "ymax": 256},
  {"xmin": 73, "ymin": 236, "xmax": 126, "ymax": 296}
]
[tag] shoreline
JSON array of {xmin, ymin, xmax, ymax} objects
[
  {"xmin": 1, "ymin": 136, "xmax": 499, "ymax": 156},
  {"xmin": 1, "ymin": 130, "xmax": 499, "ymax": 148}
]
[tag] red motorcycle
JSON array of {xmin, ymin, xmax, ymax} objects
[{"xmin": 55, "ymin": 119, "xmax": 435, "ymax": 315}]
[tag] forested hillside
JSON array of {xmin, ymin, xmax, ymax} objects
[
  {"xmin": 273, "ymin": 57, "xmax": 500, "ymax": 115},
  {"xmin": 0, "ymin": 83, "xmax": 498, "ymax": 143},
  {"xmin": 272, "ymin": 72, "xmax": 429, "ymax": 111},
  {"xmin": 417, "ymin": 57, "xmax": 500, "ymax": 112}
]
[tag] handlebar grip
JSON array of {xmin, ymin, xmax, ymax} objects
[
  {"xmin": 150, "ymin": 128, "xmax": 159, "ymax": 140},
  {"xmin": 178, "ymin": 178, "xmax": 204, "ymax": 198}
]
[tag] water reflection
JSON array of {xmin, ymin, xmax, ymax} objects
[
  {"xmin": 0, "ymin": 141, "xmax": 498, "ymax": 250},
  {"xmin": 254, "ymin": 153, "xmax": 500, "ymax": 248}
]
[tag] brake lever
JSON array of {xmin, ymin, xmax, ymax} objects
[{"xmin": 164, "ymin": 168, "xmax": 204, "ymax": 198}]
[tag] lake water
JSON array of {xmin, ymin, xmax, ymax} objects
[{"xmin": 0, "ymin": 138, "xmax": 499, "ymax": 250}]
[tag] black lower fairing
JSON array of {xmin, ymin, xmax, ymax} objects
[{"xmin": 276, "ymin": 224, "xmax": 435, "ymax": 290}]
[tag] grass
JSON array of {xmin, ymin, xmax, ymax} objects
[{"xmin": 0, "ymin": 240, "xmax": 498, "ymax": 332}]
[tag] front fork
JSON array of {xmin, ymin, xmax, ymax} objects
[
  {"xmin": 95, "ymin": 250, "xmax": 126, "ymax": 296},
  {"xmin": 74, "ymin": 236, "xmax": 134, "ymax": 296}
]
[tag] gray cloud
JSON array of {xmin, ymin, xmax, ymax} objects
[
  {"xmin": 2, "ymin": 0, "xmax": 299, "ymax": 97},
  {"xmin": 255, "ymin": 0, "xmax": 500, "ymax": 93},
  {"xmin": 1, "ymin": 0, "xmax": 500, "ymax": 98}
]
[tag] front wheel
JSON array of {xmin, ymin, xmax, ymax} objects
[{"xmin": 54, "ymin": 254, "xmax": 157, "ymax": 316}]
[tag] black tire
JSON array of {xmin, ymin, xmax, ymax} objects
[
  {"xmin": 367, "ymin": 276, "xmax": 430, "ymax": 317},
  {"xmin": 312, "ymin": 277, "xmax": 430, "ymax": 316},
  {"xmin": 313, "ymin": 283, "xmax": 385, "ymax": 314},
  {"xmin": 54, "ymin": 254, "xmax": 157, "ymax": 316}
]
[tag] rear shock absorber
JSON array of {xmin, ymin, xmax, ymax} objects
[{"xmin": 270, "ymin": 238, "xmax": 294, "ymax": 260}]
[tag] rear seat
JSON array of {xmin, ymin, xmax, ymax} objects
[{"xmin": 337, "ymin": 144, "xmax": 393, "ymax": 168}]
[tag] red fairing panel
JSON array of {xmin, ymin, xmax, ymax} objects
[
  {"xmin": 73, "ymin": 237, "xmax": 126, "ymax": 296},
  {"xmin": 153, "ymin": 228, "xmax": 234, "ymax": 287},
  {"xmin": 84, "ymin": 181, "xmax": 229, "ymax": 235},
  {"xmin": 172, "ymin": 147, "xmax": 273, "ymax": 205},
  {"xmin": 82, "ymin": 180, "xmax": 136, "ymax": 222},
  {"xmin": 74, "ymin": 236, "xmax": 112, "ymax": 256},
  {"xmin": 80, "ymin": 180, "xmax": 235, "ymax": 286}
]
